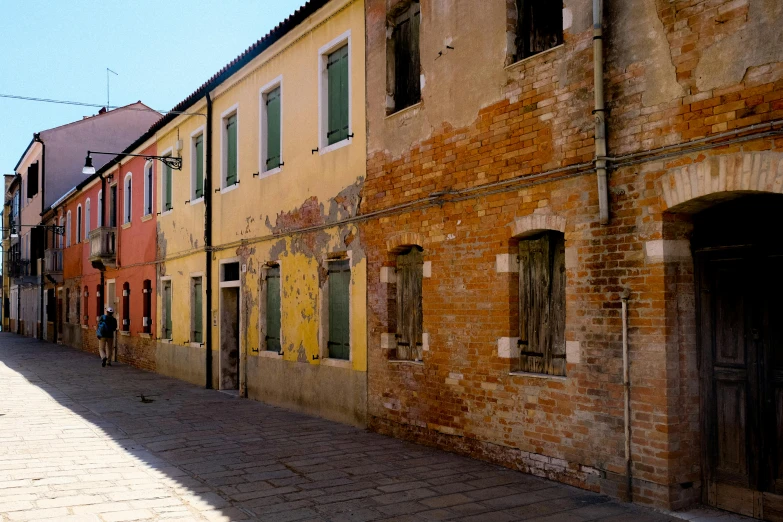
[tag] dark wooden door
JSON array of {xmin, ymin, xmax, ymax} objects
[{"xmin": 698, "ymin": 250, "xmax": 783, "ymax": 521}]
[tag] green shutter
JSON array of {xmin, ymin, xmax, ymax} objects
[
  {"xmin": 327, "ymin": 45, "xmax": 349, "ymax": 145},
  {"xmin": 164, "ymin": 281, "xmax": 172, "ymax": 339},
  {"xmin": 164, "ymin": 163, "xmax": 172, "ymax": 211},
  {"xmin": 195, "ymin": 135, "xmax": 204, "ymax": 198},
  {"xmin": 226, "ymin": 115, "xmax": 237, "ymax": 186},
  {"xmin": 266, "ymin": 266, "xmax": 281, "ymax": 352},
  {"xmin": 193, "ymin": 278, "xmax": 202, "ymax": 343},
  {"xmin": 266, "ymin": 88, "xmax": 281, "ymax": 170},
  {"xmin": 328, "ymin": 260, "xmax": 351, "ymax": 360}
]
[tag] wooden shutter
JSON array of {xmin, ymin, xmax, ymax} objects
[
  {"xmin": 192, "ymin": 278, "xmax": 202, "ymax": 343},
  {"xmin": 195, "ymin": 135, "xmax": 204, "ymax": 198},
  {"xmin": 27, "ymin": 162, "xmax": 39, "ymax": 198},
  {"xmin": 266, "ymin": 88, "xmax": 281, "ymax": 170},
  {"xmin": 327, "ymin": 45, "xmax": 349, "ymax": 145},
  {"xmin": 122, "ymin": 282, "xmax": 130, "ymax": 331},
  {"xmin": 517, "ymin": 0, "xmax": 563, "ymax": 59},
  {"xmin": 163, "ymin": 281, "xmax": 172, "ymax": 339},
  {"xmin": 393, "ymin": 4, "xmax": 421, "ymax": 111},
  {"xmin": 396, "ymin": 248, "xmax": 423, "ymax": 360},
  {"xmin": 226, "ymin": 114, "xmax": 238, "ymax": 186},
  {"xmin": 328, "ymin": 260, "xmax": 351, "ymax": 360},
  {"xmin": 518, "ymin": 232, "xmax": 566, "ymax": 375},
  {"xmin": 265, "ymin": 266, "xmax": 281, "ymax": 352},
  {"xmin": 164, "ymin": 163, "xmax": 172, "ymax": 211},
  {"xmin": 142, "ymin": 280, "xmax": 151, "ymax": 334}
]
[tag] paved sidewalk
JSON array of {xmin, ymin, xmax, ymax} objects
[{"xmin": 0, "ymin": 335, "xmax": 711, "ymax": 521}]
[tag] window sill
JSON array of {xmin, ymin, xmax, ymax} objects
[
  {"xmin": 321, "ymin": 358, "xmax": 351, "ymax": 369},
  {"xmin": 122, "ymin": 222, "xmax": 131, "ymax": 230},
  {"xmin": 509, "ymin": 371, "xmax": 567, "ymax": 381},
  {"xmin": 388, "ymin": 359, "xmax": 424, "ymax": 366},
  {"xmin": 139, "ymin": 333, "xmax": 151, "ymax": 339},
  {"xmin": 505, "ymin": 44, "xmax": 564, "ymax": 71},
  {"xmin": 220, "ymin": 183, "xmax": 239, "ymax": 195},
  {"xmin": 385, "ymin": 101, "xmax": 422, "ymax": 119},
  {"xmin": 141, "ymin": 214, "xmax": 153, "ymax": 222},
  {"xmin": 189, "ymin": 341, "xmax": 204, "ymax": 348},
  {"xmin": 319, "ymin": 137, "xmax": 352, "ymax": 156},
  {"xmin": 160, "ymin": 338, "xmax": 173, "ymax": 344},
  {"xmin": 160, "ymin": 210, "xmax": 173, "ymax": 217},
  {"xmin": 81, "ymin": 325, "xmax": 89, "ymax": 330},
  {"xmin": 189, "ymin": 197, "xmax": 204, "ymax": 206},
  {"xmin": 258, "ymin": 350, "xmax": 283, "ymax": 359},
  {"xmin": 120, "ymin": 331, "xmax": 130, "ymax": 337},
  {"xmin": 258, "ymin": 166, "xmax": 282, "ymax": 180}
]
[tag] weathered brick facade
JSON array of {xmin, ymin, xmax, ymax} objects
[{"xmin": 361, "ymin": 0, "xmax": 783, "ymax": 512}]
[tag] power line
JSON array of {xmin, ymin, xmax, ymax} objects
[{"xmin": 0, "ymin": 93, "xmax": 204, "ymax": 117}]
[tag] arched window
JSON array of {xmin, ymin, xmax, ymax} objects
[
  {"xmin": 143, "ymin": 161, "xmax": 153, "ymax": 216},
  {"xmin": 123, "ymin": 173, "xmax": 132, "ymax": 224},
  {"xmin": 66, "ymin": 211, "xmax": 72, "ymax": 247},
  {"xmin": 76, "ymin": 204, "xmax": 82, "ymax": 243},
  {"xmin": 85, "ymin": 198, "xmax": 91, "ymax": 238},
  {"xmin": 97, "ymin": 189, "xmax": 103, "ymax": 227}
]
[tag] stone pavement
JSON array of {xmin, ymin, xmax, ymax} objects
[{"xmin": 0, "ymin": 334, "xmax": 743, "ymax": 522}]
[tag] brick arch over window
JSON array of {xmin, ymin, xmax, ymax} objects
[
  {"xmin": 509, "ymin": 213, "xmax": 566, "ymax": 239},
  {"xmin": 659, "ymin": 151, "xmax": 783, "ymax": 213},
  {"xmin": 386, "ymin": 232, "xmax": 425, "ymax": 254}
]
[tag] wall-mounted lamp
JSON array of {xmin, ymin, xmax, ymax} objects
[{"xmin": 83, "ymin": 151, "xmax": 183, "ymax": 175}]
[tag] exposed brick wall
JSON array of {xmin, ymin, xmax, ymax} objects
[{"xmin": 115, "ymin": 334, "xmax": 157, "ymax": 372}]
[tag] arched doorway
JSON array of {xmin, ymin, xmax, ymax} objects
[{"xmin": 692, "ymin": 194, "xmax": 783, "ymax": 520}]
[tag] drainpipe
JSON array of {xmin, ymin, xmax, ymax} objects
[
  {"xmin": 35, "ymin": 133, "xmax": 45, "ymax": 340},
  {"xmin": 593, "ymin": 0, "xmax": 609, "ymax": 225},
  {"xmin": 99, "ymin": 172, "xmax": 106, "ymax": 351},
  {"xmin": 205, "ymin": 92, "xmax": 214, "ymax": 389},
  {"xmin": 621, "ymin": 288, "xmax": 632, "ymax": 502}
]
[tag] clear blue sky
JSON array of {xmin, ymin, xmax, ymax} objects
[{"xmin": 0, "ymin": 0, "xmax": 308, "ymax": 173}]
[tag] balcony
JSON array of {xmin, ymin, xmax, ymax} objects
[
  {"xmin": 89, "ymin": 227, "xmax": 116, "ymax": 270},
  {"xmin": 43, "ymin": 248, "xmax": 63, "ymax": 283},
  {"xmin": 9, "ymin": 258, "xmax": 38, "ymax": 285}
]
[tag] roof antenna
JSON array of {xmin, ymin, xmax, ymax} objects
[{"xmin": 106, "ymin": 68, "xmax": 118, "ymax": 111}]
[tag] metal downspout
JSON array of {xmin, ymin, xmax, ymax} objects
[
  {"xmin": 593, "ymin": 0, "xmax": 609, "ymax": 225},
  {"xmin": 621, "ymin": 288, "xmax": 632, "ymax": 501},
  {"xmin": 35, "ymin": 133, "xmax": 45, "ymax": 340},
  {"xmin": 205, "ymin": 93, "xmax": 214, "ymax": 389}
]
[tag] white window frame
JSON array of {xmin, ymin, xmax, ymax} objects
[
  {"xmin": 66, "ymin": 211, "xmax": 72, "ymax": 247},
  {"xmin": 123, "ymin": 173, "xmax": 132, "ymax": 225},
  {"xmin": 220, "ymin": 104, "xmax": 239, "ymax": 193},
  {"xmin": 85, "ymin": 198, "xmax": 91, "ymax": 238},
  {"xmin": 190, "ymin": 128, "xmax": 206, "ymax": 204},
  {"xmin": 159, "ymin": 147, "xmax": 174, "ymax": 215},
  {"xmin": 258, "ymin": 76, "xmax": 283, "ymax": 178},
  {"xmin": 318, "ymin": 30, "xmax": 353, "ymax": 155},
  {"xmin": 76, "ymin": 204, "xmax": 83, "ymax": 243},
  {"xmin": 143, "ymin": 160, "xmax": 154, "ymax": 217},
  {"xmin": 97, "ymin": 190, "xmax": 103, "ymax": 227},
  {"xmin": 319, "ymin": 252, "xmax": 353, "ymax": 367}
]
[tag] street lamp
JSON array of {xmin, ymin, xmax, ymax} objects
[{"xmin": 82, "ymin": 151, "xmax": 183, "ymax": 175}]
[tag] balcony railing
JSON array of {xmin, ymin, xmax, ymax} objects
[
  {"xmin": 9, "ymin": 259, "xmax": 30, "ymax": 279},
  {"xmin": 89, "ymin": 227, "xmax": 117, "ymax": 269},
  {"xmin": 44, "ymin": 248, "xmax": 63, "ymax": 274}
]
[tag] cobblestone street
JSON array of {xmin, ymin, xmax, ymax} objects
[{"xmin": 0, "ymin": 335, "xmax": 713, "ymax": 521}]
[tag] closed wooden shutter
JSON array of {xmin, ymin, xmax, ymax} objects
[
  {"xmin": 518, "ymin": 232, "xmax": 566, "ymax": 375},
  {"xmin": 122, "ymin": 282, "xmax": 130, "ymax": 332},
  {"xmin": 266, "ymin": 88, "xmax": 281, "ymax": 170},
  {"xmin": 164, "ymin": 163, "xmax": 172, "ymax": 211},
  {"xmin": 265, "ymin": 266, "xmax": 281, "ymax": 352},
  {"xmin": 195, "ymin": 135, "xmax": 204, "ymax": 198},
  {"xmin": 142, "ymin": 280, "xmax": 151, "ymax": 334},
  {"xmin": 163, "ymin": 281, "xmax": 172, "ymax": 339},
  {"xmin": 396, "ymin": 247, "xmax": 423, "ymax": 361},
  {"xmin": 327, "ymin": 45, "xmax": 349, "ymax": 145},
  {"xmin": 328, "ymin": 260, "xmax": 351, "ymax": 360},
  {"xmin": 226, "ymin": 114, "xmax": 238, "ymax": 186},
  {"xmin": 192, "ymin": 278, "xmax": 202, "ymax": 343},
  {"xmin": 393, "ymin": 4, "xmax": 421, "ymax": 111}
]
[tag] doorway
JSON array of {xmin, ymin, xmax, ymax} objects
[
  {"xmin": 694, "ymin": 195, "xmax": 783, "ymax": 521},
  {"xmin": 219, "ymin": 261, "xmax": 241, "ymax": 391}
]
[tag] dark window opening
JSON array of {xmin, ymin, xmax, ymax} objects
[
  {"xmin": 121, "ymin": 282, "xmax": 130, "ymax": 332},
  {"xmin": 388, "ymin": 2, "xmax": 421, "ymax": 113},
  {"xmin": 395, "ymin": 246, "xmax": 423, "ymax": 361},
  {"xmin": 222, "ymin": 262, "xmax": 240, "ymax": 282},
  {"xmin": 109, "ymin": 185, "xmax": 117, "ymax": 227},
  {"xmin": 83, "ymin": 286, "xmax": 89, "ymax": 325},
  {"xmin": 514, "ymin": 0, "xmax": 563, "ymax": 62},
  {"xmin": 27, "ymin": 162, "xmax": 39, "ymax": 198},
  {"xmin": 142, "ymin": 279, "xmax": 152, "ymax": 334},
  {"xmin": 191, "ymin": 277, "xmax": 202, "ymax": 344}
]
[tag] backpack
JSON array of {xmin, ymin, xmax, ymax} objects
[{"xmin": 97, "ymin": 315, "xmax": 110, "ymax": 338}]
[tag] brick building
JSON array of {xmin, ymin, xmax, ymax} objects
[{"xmin": 361, "ymin": 0, "xmax": 783, "ymax": 518}]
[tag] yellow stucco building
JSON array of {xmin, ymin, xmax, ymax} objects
[{"xmin": 153, "ymin": 0, "xmax": 368, "ymax": 425}]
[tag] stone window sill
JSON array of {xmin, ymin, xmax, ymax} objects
[
  {"xmin": 122, "ymin": 222, "xmax": 131, "ymax": 230},
  {"xmin": 141, "ymin": 214, "xmax": 153, "ymax": 222},
  {"xmin": 388, "ymin": 359, "xmax": 424, "ymax": 366},
  {"xmin": 320, "ymin": 358, "xmax": 351, "ymax": 369},
  {"xmin": 120, "ymin": 331, "xmax": 130, "ymax": 337},
  {"xmin": 139, "ymin": 333, "xmax": 151, "ymax": 339},
  {"xmin": 189, "ymin": 342, "xmax": 204, "ymax": 348},
  {"xmin": 385, "ymin": 101, "xmax": 422, "ymax": 119},
  {"xmin": 505, "ymin": 44, "xmax": 564, "ymax": 71},
  {"xmin": 258, "ymin": 350, "xmax": 283, "ymax": 359},
  {"xmin": 509, "ymin": 371, "xmax": 567, "ymax": 381}
]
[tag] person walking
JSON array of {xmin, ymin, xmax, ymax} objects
[{"xmin": 97, "ymin": 307, "xmax": 118, "ymax": 367}]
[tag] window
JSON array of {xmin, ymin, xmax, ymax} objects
[
  {"xmin": 387, "ymin": 2, "xmax": 421, "ymax": 113},
  {"xmin": 97, "ymin": 190, "xmax": 103, "ymax": 227},
  {"xmin": 109, "ymin": 184, "xmax": 117, "ymax": 227},
  {"xmin": 222, "ymin": 262, "xmax": 240, "ymax": 282},
  {"xmin": 327, "ymin": 259, "xmax": 350, "ymax": 360},
  {"xmin": 27, "ymin": 162, "xmax": 39, "ymax": 198},
  {"xmin": 191, "ymin": 277, "xmax": 203, "ymax": 343},
  {"xmin": 83, "ymin": 286, "xmax": 89, "ymax": 325},
  {"xmin": 123, "ymin": 174, "xmax": 132, "ymax": 224},
  {"xmin": 144, "ymin": 161, "xmax": 153, "ymax": 216},
  {"xmin": 260, "ymin": 82, "xmax": 282, "ymax": 173},
  {"xmin": 66, "ymin": 211, "xmax": 72, "ymax": 247},
  {"xmin": 395, "ymin": 247, "xmax": 423, "ymax": 361},
  {"xmin": 65, "ymin": 288, "xmax": 70, "ymax": 323},
  {"xmin": 517, "ymin": 231, "xmax": 566, "ymax": 376},
  {"xmin": 142, "ymin": 280, "xmax": 151, "ymax": 334},
  {"xmin": 511, "ymin": 0, "xmax": 563, "ymax": 62},
  {"xmin": 76, "ymin": 204, "xmax": 82, "ymax": 243},
  {"xmin": 58, "ymin": 217, "xmax": 64, "ymax": 248},
  {"xmin": 326, "ymin": 45, "xmax": 349, "ymax": 146},
  {"xmin": 162, "ymin": 157, "xmax": 172, "ymax": 212},
  {"xmin": 222, "ymin": 109, "xmax": 238, "ymax": 189},
  {"xmin": 121, "ymin": 282, "xmax": 130, "ymax": 331},
  {"xmin": 264, "ymin": 265, "xmax": 281, "ymax": 353},
  {"xmin": 96, "ymin": 284, "xmax": 103, "ymax": 322},
  {"xmin": 191, "ymin": 132, "xmax": 205, "ymax": 200},
  {"xmin": 162, "ymin": 279, "xmax": 172, "ymax": 339},
  {"xmin": 85, "ymin": 198, "xmax": 91, "ymax": 238}
]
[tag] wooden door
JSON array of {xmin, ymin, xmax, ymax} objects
[{"xmin": 698, "ymin": 250, "xmax": 783, "ymax": 521}]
